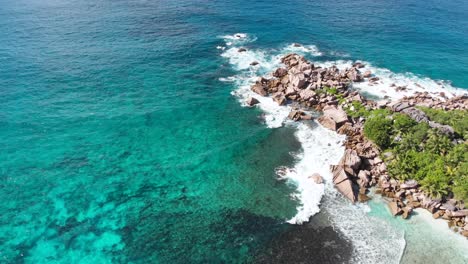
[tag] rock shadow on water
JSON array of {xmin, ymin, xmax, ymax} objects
[{"xmin": 254, "ymin": 208, "xmax": 353, "ymax": 264}]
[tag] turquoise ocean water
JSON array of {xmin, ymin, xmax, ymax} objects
[{"xmin": 1, "ymin": 0, "xmax": 467, "ymax": 263}]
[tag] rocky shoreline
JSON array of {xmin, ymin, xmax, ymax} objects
[{"xmin": 245, "ymin": 52, "xmax": 468, "ymax": 238}]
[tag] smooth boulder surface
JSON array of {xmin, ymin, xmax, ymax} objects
[
  {"xmin": 318, "ymin": 116, "xmax": 337, "ymax": 131},
  {"xmin": 339, "ymin": 149, "xmax": 362, "ymax": 175},
  {"xmin": 323, "ymin": 105, "xmax": 348, "ymax": 125},
  {"xmin": 331, "ymin": 165, "xmax": 357, "ymax": 203},
  {"xmin": 251, "ymin": 83, "xmax": 268, "ymax": 96},
  {"xmin": 389, "ymin": 202, "xmax": 402, "ymax": 216}
]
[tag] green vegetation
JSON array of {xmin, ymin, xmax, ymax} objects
[
  {"xmin": 344, "ymin": 100, "xmax": 372, "ymax": 119},
  {"xmin": 362, "ymin": 108, "xmax": 468, "ymax": 202},
  {"xmin": 316, "ymin": 86, "xmax": 346, "ymax": 104},
  {"xmin": 419, "ymin": 107, "xmax": 468, "ymax": 140},
  {"xmin": 363, "ymin": 109, "xmax": 393, "ymax": 148}
]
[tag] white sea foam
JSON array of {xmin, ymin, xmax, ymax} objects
[
  {"xmin": 324, "ymin": 194, "xmax": 406, "ymax": 264},
  {"xmin": 219, "ymin": 35, "xmax": 345, "ymax": 222},
  {"xmin": 283, "ymin": 43, "xmax": 323, "ymax": 57},
  {"xmin": 285, "ymin": 122, "xmax": 345, "ymax": 224},
  {"xmin": 218, "ymin": 34, "xmax": 467, "ymax": 263},
  {"xmin": 316, "ymin": 60, "xmax": 468, "ymax": 100}
]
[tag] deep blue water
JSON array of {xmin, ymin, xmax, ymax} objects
[{"xmin": 0, "ymin": 0, "xmax": 467, "ymax": 263}]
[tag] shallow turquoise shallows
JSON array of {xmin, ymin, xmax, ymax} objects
[{"xmin": 0, "ymin": 0, "xmax": 467, "ymax": 263}]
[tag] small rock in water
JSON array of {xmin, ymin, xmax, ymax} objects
[
  {"xmin": 363, "ymin": 70, "xmax": 372, "ymax": 78},
  {"xmin": 389, "ymin": 201, "xmax": 402, "ymax": 216},
  {"xmin": 246, "ymin": 97, "xmax": 260, "ymax": 107},
  {"xmin": 238, "ymin": 48, "xmax": 247, "ymax": 52},
  {"xmin": 309, "ymin": 173, "xmax": 324, "ymax": 184},
  {"xmin": 250, "ymin": 61, "xmax": 259, "ymax": 66}
]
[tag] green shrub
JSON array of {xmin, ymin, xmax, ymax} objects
[
  {"xmin": 363, "ymin": 110, "xmax": 393, "ymax": 149},
  {"xmin": 418, "ymin": 107, "xmax": 468, "ymax": 140},
  {"xmin": 451, "ymin": 162, "xmax": 468, "ymax": 203},
  {"xmin": 424, "ymin": 130, "xmax": 453, "ymax": 156},
  {"xmin": 393, "ymin": 113, "xmax": 417, "ymax": 133},
  {"xmin": 344, "ymin": 101, "xmax": 371, "ymax": 118},
  {"xmin": 361, "ymin": 107, "xmax": 466, "ymax": 201}
]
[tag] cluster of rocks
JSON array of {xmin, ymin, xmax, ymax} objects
[
  {"xmin": 391, "ymin": 91, "xmax": 468, "ymax": 111},
  {"xmin": 248, "ymin": 54, "xmax": 371, "ymax": 111},
  {"xmin": 377, "ymin": 178, "xmax": 468, "ymax": 237},
  {"xmin": 246, "ymin": 53, "xmax": 468, "ymax": 237},
  {"xmin": 387, "ymin": 101, "xmax": 456, "ymax": 137}
]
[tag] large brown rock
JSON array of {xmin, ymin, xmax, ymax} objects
[
  {"xmin": 339, "ymin": 149, "xmax": 362, "ymax": 174},
  {"xmin": 402, "ymin": 207, "xmax": 413, "ymax": 219},
  {"xmin": 273, "ymin": 68, "xmax": 288, "ymax": 78},
  {"xmin": 447, "ymin": 209, "xmax": 468, "ymax": 217},
  {"xmin": 346, "ymin": 68, "xmax": 362, "ymax": 82},
  {"xmin": 363, "ymin": 70, "xmax": 372, "ymax": 78},
  {"xmin": 289, "ymin": 73, "xmax": 308, "ymax": 89},
  {"xmin": 299, "ymin": 89, "xmax": 316, "ymax": 101},
  {"xmin": 272, "ymin": 93, "xmax": 287, "ymax": 106},
  {"xmin": 288, "ymin": 110, "xmax": 313, "ymax": 121},
  {"xmin": 358, "ymin": 170, "xmax": 370, "ymax": 187},
  {"xmin": 462, "ymin": 231, "xmax": 468, "ymax": 238},
  {"xmin": 246, "ymin": 97, "xmax": 260, "ymax": 107},
  {"xmin": 389, "ymin": 201, "xmax": 402, "ymax": 216},
  {"xmin": 251, "ymin": 83, "xmax": 267, "ymax": 96},
  {"xmin": 318, "ymin": 116, "xmax": 337, "ymax": 131},
  {"xmin": 323, "ymin": 105, "xmax": 348, "ymax": 124},
  {"xmin": 331, "ymin": 165, "xmax": 357, "ymax": 202}
]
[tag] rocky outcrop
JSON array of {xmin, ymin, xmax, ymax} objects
[
  {"xmin": 398, "ymin": 93, "xmax": 468, "ymax": 111},
  {"xmin": 251, "ymin": 82, "xmax": 268, "ymax": 96},
  {"xmin": 389, "ymin": 201, "xmax": 402, "ymax": 216},
  {"xmin": 273, "ymin": 93, "xmax": 287, "ymax": 106},
  {"xmin": 317, "ymin": 106, "xmax": 348, "ymax": 131},
  {"xmin": 331, "ymin": 164, "xmax": 357, "ymax": 202},
  {"xmin": 246, "ymin": 97, "xmax": 260, "ymax": 107},
  {"xmin": 400, "ymin": 107, "xmax": 429, "ymax": 123},
  {"xmin": 392, "ymin": 100, "xmax": 457, "ymax": 137},
  {"xmin": 318, "ymin": 116, "xmax": 337, "ymax": 131},
  {"xmin": 245, "ymin": 53, "xmax": 468, "ymax": 237},
  {"xmin": 288, "ymin": 110, "xmax": 313, "ymax": 121},
  {"xmin": 323, "ymin": 106, "xmax": 348, "ymax": 125}
]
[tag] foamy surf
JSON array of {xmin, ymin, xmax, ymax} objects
[
  {"xmin": 315, "ymin": 60, "xmax": 468, "ymax": 100},
  {"xmin": 285, "ymin": 122, "xmax": 345, "ymax": 224},
  {"xmin": 217, "ymin": 33, "xmax": 465, "ymax": 263},
  {"xmin": 219, "ymin": 34, "xmax": 347, "ymax": 223}
]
